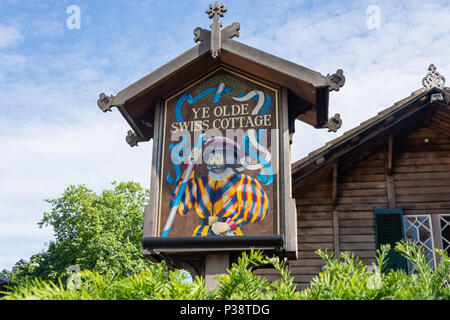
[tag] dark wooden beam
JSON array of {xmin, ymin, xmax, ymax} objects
[
  {"xmin": 331, "ymin": 163, "xmax": 338, "ymax": 207},
  {"xmin": 287, "ymin": 89, "xmax": 313, "ymax": 133},
  {"xmin": 332, "ymin": 209, "xmax": 340, "ymax": 257},
  {"xmin": 384, "ymin": 147, "xmax": 397, "ymax": 209},
  {"xmin": 387, "ymin": 135, "xmax": 394, "ymax": 175},
  {"xmin": 331, "ymin": 163, "xmax": 340, "ymax": 256}
]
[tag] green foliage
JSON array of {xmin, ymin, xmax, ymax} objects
[
  {"xmin": 6, "ymin": 182, "xmax": 151, "ymax": 285},
  {"xmin": 213, "ymin": 251, "xmax": 270, "ymax": 300},
  {"xmin": 2, "ymin": 250, "xmax": 300, "ymax": 300},
  {"xmin": 301, "ymin": 245, "xmax": 405, "ymax": 300},
  {"xmin": 211, "ymin": 250, "xmax": 300, "ymax": 300},
  {"xmin": 302, "ymin": 240, "xmax": 450, "ymax": 300},
  {"xmin": 3, "ymin": 238, "xmax": 449, "ymax": 300},
  {"xmin": 390, "ymin": 241, "xmax": 450, "ymax": 299},
  {"xmin": 0, "ymin": 269, "xmax": 11, "ymax": 279},
  {"xmin": 1, "ymin": 261, "xmax": 206, "ymax": 300}
]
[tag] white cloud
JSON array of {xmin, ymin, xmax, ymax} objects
[
  {"xmin": 0, "ymin": 25, "xmax": 23, "ymax": 49},
  {"xmin": 0, "ymin": 221, "xmax": 52, "ymax": 239},
  {"xmin": 260, "ymin": 1, "xmax": 450, "ymax": 161},
  {"xmin": 0, "ymin": 112, "xmax": 152, "ymax": 201},
  {"xmin": 0, "ymin": 111, "xmax": 152, "ymax": 269}
]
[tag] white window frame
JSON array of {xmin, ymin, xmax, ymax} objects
[
  {"xmin": 439, "ymin": 214, "xmax": 450, "ymax": 254},
  {"xmin": 403, "ymin": 214, "xmax": 436, "ymax": 270}
]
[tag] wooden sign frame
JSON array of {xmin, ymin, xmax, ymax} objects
[{"xmin": 143, "ymin": 66, "xmax": 297, "ymax": 259}]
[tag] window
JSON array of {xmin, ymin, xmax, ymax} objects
[
  {"xmin": 440, "ymin": 214, "xmax": 450, "ymax": 254},
  {"xmin": 373, "ymin": 209, "xmax": 407, "ymax": 272},
  {"xmin": 374, "ymin": 211, "xmax": 450, "ymax": 273},
  {"xmin": 403, "ymin": 215, "xmax": 436, "ymax": 270}
]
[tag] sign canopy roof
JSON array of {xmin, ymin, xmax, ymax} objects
[{"xmin": 98, "ymin": 2, "xmax": 345, "ymax": 144}]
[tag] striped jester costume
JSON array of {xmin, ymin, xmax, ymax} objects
[{"xmin": 169, "ymin": 171, "xmax": 269, "ymax": 236}]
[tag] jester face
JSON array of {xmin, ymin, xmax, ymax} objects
[
  {"xmin": 203, "ymin": 137, "xmax": 240, "ymax": 181},
  {"xmin": 206, "ymin": 151, "xmax": 227, "ymax": 173}
]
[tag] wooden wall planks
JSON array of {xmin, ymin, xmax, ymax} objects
[{"xmin": 256, "ymin": 110, "xmax": 450, "ymax": 290}]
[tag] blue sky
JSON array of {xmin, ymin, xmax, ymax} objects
[{"xmin": 1, "ymin": 0, "xmax": 449, "ymax": 271}]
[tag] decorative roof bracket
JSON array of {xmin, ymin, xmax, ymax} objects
[
  {"xmin": 326, "ymin": 69, "xmax": 346, "ymax": 92},
  {"xmin": 97, "ymin": 93, "xmax": 122, "ymax": 112},
  {"xmin": 222, "ymin": 22, "xmax": 240, "ymax": 41},
  {"xmin": 319, "ymin": 114, "xmax": 343, "ymax": 133},
  {"xmin": 126, "ymin": 130, "xmax": 146, "ymax": 147},
  {"xmin": 193, "ymin": 27, "xmax": 211, "ymax": 43},
  {"xmin": 98, "ymin": 93, "xmax": 148, "ymax": 148},
  {"xmin": 194, "ymin": 22, "xmax": 240, "ymax": 43}
]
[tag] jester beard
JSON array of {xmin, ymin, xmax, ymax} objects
[
  {"xmin": 170, "ymin": 136, "xmax": 269, "ymax": 237},
  {"xmin": 203, "ymin": 137, "xmax": 239, "ymax": 181}
]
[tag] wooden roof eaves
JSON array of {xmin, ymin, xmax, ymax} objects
[
  {"xmin": 111, "ymin": 41, "xmax": 212, "ymax": 107},
  {"xmin": 109, "ymin": 38, "xmax": 330, "ymax": 108},
  {"xmin": 101, "ymin": 38, "xmax": 342, "ymax": 144},
  {"xmin": 221, "ymin": 39, "xmax": 328, "ymax": 88},
  {"xmin": 291, "ymin": 87, "xmax": 439, "ymax": 182}
]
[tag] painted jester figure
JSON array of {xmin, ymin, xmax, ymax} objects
[{"xmin": 170, "ymin": 136, "xmax": 269, "ymax": 236}]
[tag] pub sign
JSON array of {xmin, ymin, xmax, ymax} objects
[{"xmin": 157, "ymin": 68, "xmax": 281, "ymax": 238}]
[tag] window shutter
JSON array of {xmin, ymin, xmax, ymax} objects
[{"xmin": 373, "ymin": 209, "xmax": 407, "ymax": 272}]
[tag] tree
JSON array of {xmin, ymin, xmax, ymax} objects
[{"xmin": 10, "ymin": 181, "xmax": 151, "ymax": 284}]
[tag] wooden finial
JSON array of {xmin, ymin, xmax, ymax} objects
[
  {"xmin": 206, "ymin": 2, "xmax": 227, "ymax": 20},
  {"xmin": 423, "ymin": 64, "xmax": 446, "ymax": 90},
  {"xmin": 206, "ymin": 2, "xmax": 227, "ymax": 59},
  {"xmin": 194, "ymin": 3, "xmax": 240, "ymax": 53}
]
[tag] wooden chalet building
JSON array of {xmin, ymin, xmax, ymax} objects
[
  {"xmin": 0, "ymin": 276, "xmax": 10, "ymax": 296},
  {"xmin": 257, "ymin": 66, "xmax": 450, "ymax": 289}
]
